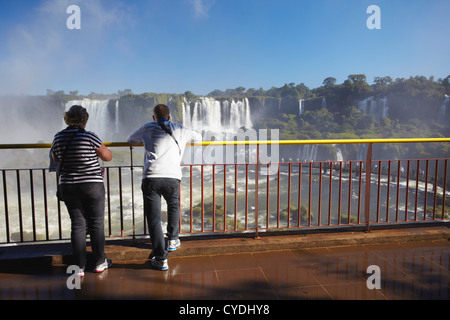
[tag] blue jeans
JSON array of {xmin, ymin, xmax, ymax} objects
[
  {"xmin": 61, "ymin": 182, "xmax": 106, "ymax": 269},
  {"xmin": 141, "ymin": 178, "xmax": 180, "ymax": 261}
]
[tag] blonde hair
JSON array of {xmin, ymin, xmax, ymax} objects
[{"xmin": 64, "ymin": 105, "xmax": 89, "ymax": 126}]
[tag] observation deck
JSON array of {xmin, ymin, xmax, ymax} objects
[{"xmin": 0, "ymin": 138, "xmax": 449, "ymax": 302}]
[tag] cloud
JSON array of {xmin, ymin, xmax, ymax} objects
[
  {"xmin": 190, "ymin": 0, "xmax": 215, "ymax": 18},
  {"xmin": 0, "ymin": 0, "xmax": 132, "ymax": 95}
]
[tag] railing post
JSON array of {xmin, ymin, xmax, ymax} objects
[
  {"xmin": 130, "ymin": 146, "xmax": 136, "ymax": 243},
  {"xmin": 255, "ymin": 143, "xmax": 260, "ymax": 239},
  {"xmin": 2, "ymin": 170, "xmax": 10, "ymax": 243},
  {"xmin": 364, "ymin": 143, "xmax": 373, "ymax": 232}
]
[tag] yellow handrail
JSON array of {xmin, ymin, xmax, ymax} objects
[
  {"xmin": 0, "ymin": 137, "xmax": 449, "ymax": 149},
  {"xmin": 186, "ymin": 137, "xmax": 450, "ymax": 146}
]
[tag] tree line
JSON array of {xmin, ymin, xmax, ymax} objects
[
  {"xmin": 251, "ymin": 74, "xmax": 450, "ymax": 160},
  {"xmin": 207, "ymin": 74, "xmax": 450, "ymax": 100}
]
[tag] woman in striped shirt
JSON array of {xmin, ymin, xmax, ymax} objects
[{"xmin": 51, "ymin": 105, "xmax": 112, "ymax": 276}]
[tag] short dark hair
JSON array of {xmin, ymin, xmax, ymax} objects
[
  {"xmin": 64, "ymin": 105, "xmax": 89, "ymax": 126},
  {"xmin": 154, "ymin": 104, "xmax": 170, "ymax": 120}
]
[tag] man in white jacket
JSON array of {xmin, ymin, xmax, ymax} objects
[{"xmin": 127, "ymin": 104, "xmax": 202, "ymax": 270}]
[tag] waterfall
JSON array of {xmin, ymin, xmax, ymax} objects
[
  {"xmin": 321, "ymin": 97, "xmax": 327, "ymax": 109},
  {"xmin": 198, "ymin": 97, "xmax": 221, "ymax": 131},
  {"xmin": 63, "ymin": 96, "xmax": 254, "ymax": 141},
  {"xmin": 182, "ymin": 97, "xmax": 252, "ymax": 132},
  {"xmin": 370, "ymin": 99, "xmax": 377, "ymax": 114},
  {"xmin": 357, "ymin": 96, "xmax": 389, "ymax": 119},
  {"xmin": 299, "ymin": 99, "xmax": 305, "ymax": 115},
  {"xmin": 358, "ymin": 97, "xmax": 369, "ymax": 114},
  {"xmin": 243, "ymin": 98, "xmax": 253, "ymax": 129},
  {"xmin": 297, "ymin": 144, "xmax": 318, "ymax": 162},
  {"xmin": 357, "ymin": 144, "xmax": 368, "ymax": 160},
  {"xmin": 335, "ymin": 147, "xmax": 343, "ymax": 161},
  {"xmin": 380, "ymin": 96, "xmax": 388, "ymax": 118},
  {"xmin": 440, "ymin": 95, "xmax": 450, "ymax": 119},
  {"xmin": 228, "ymin": 99, "xmax": 252, "ymax": 129},
  {"xmin": 182, "ymin": 97, "xmax": 190, "ymax": 128},
  {"xmin": 115, "ymin": 100, "xmax": 119, "ymax": 134}
]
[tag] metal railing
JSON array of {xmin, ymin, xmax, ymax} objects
[{"xmin": 0, "ymin": 138, "xmax": 449, "ymax": 245}]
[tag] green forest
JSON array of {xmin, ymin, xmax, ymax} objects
[
  {"xmin": 208, "ymin": 74, "xmax": 450, "ymax": 160},
  {"xmin": 206, "ymin": 74, "xmax": 450, "ymax": 136}
]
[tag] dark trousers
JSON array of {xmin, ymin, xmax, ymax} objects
[
  {"xmin": 61, "ymin": 182, "xmax": 106, "ymax": 269},
  {"xmin": 141, "ymin": 178, "xmax": 180, "ymax": 261}
]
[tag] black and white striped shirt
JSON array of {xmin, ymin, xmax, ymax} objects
[{"xmin": 51, "ymin": 127, "xmax": 103, "ymax": 184}]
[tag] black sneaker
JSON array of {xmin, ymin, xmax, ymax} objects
[{"xmin": 151, "ymin": 257, "xmax": 168, "ymax": 271}]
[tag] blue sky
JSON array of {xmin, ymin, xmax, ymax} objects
[{"xmin": 0, "ymin": 0, "xmax": 449, "ymax": 96}]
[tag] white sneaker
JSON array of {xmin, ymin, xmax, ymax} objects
[
  {"xmin": 95, "ymin": 258, "xmax": 112, "ymax": 273},
  {"xmin": 168, "ymin": 239, "xmax": 180, "ymax": 252},
  {"xmin": 151, "ymin": 257, "xmax": 168, "ymax": 271}
]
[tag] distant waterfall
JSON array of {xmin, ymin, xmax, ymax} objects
[
  {"xmin": 297, "ymin": 144, "xmax": 318, "ymax": 162},
  {"xmin": 115, "ymin": 100, "xmax": 119, "ymax": 134},
  {"xmin": 357, "ymin": 144, "xmax": 368, "ymax": 160},
  {"xmin": 299, "ymin": 99, "xmax": 305, "ymax": 115},
  {"xmin": 379, "ymin": 96, "xmax": 388, "ymax": 118},
  {"xmin": 335, "ymin": 147, "xmax": 344, "ymax": 161},
  {"xmin": 358, "ymin": 96, "xmax": 389, "ymax": 119},
  {"xmin": 182, "ymin": 97, "xmax": 252, "ymax": 132},
  {"xmin": 440, "ymin": 95, "xmax": 450, "ymax": 119}
]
